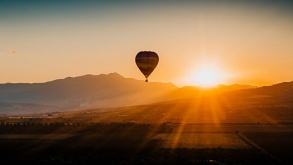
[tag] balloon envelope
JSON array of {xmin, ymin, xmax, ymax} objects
[{"xmin": 135, "ymin": 51, "xmax": 159, "ymax": 82}]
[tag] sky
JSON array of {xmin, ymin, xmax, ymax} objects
[{"xmin": 0, "ymin": 0, "xmax": 293, "ymax": 87}]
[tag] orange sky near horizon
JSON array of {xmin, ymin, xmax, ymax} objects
[{"xmin": 0, "ymin": 1, "xmax": 293, "ymax": 87}]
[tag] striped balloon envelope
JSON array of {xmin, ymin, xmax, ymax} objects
[{"xmin": 135, "ymin": 51, "xmax": 159, "ymax": 82}]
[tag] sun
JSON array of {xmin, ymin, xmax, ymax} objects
[{"xmin": 191, "ymin": 65, "xmax": 226, "ymax": 88}]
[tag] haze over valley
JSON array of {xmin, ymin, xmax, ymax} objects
[
  {"xmin": 1, "ymin": 72, "xmax": 292, "ymax": 126},
  {"xmin": 0, "ymin": 72, "xmax": 262, "ymax": 115}
]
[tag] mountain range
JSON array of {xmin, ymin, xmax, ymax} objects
[
  {"xmin": 0, "ymin": 73, "xmax": 176, "ymax": 114},
  {"xmin": 0, "ymin": 72, "xmax": 292, "ymax": 115}
]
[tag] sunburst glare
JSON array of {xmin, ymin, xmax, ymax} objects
[{"xmin": 189, "ymin": 64, "xmax": 228, "ymax": 88}]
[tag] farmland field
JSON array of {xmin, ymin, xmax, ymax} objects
[
  {"xmin": 0, "ymin": 122, "xmax": 291, "ymax": 164},
  {"xmin": 0, "ymin": 118, "xmax": 293, "ymax": 165},
  {"xmin": 244, "ymin": 132, "xmax": 293, "ymax": 164},
  {"xmin": 0, "ymin": 134, "xmax": 75, "ymax": 140},
  {"xmin": 154, "ymin": 133, "xmax": 250, "ymax": 149}
]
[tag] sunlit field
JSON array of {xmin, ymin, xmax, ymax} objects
[{"xmin": 50, "ymin": 95, "xmax": 293, "ymax": 125}]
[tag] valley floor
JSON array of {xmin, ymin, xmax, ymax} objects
[{"xmin": 0, "ymin": 123, "xmax": 292, "ymax": 165}]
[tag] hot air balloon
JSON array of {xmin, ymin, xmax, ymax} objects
[{"xmin": 135, "ymin": 51, "xmax": 159, "ymax": 82}]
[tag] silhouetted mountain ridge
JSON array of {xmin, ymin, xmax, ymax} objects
[
  {"xmin": 164, "ymin": 83, "xmax": 256, "ymax": 100},
  {"xmin": 48, "ymin": 81, "xmax": 293, "ymax": 124},
  {"xmin": 221, "ymin": 81, "xmax": 293, "ymax": 103},
  {"xmin": 0, "ymin": 73, "xmax": 177, "ymax": 114},
  {"xmin": 0, "ymin": 73, "xmax": 292, "ymax": 115}
]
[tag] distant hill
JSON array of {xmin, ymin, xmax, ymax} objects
[
  {"xmin": 223, "ymin": 81, "xmax": 293, "ymax": 103},
  {"xmin": 164, "ymin": 84, "xmax": 256, "ymax": 100},
  {"xmin": 0, "ymin": 73, "xmax": 177, "ymax": 114},
  {"xmin": 51, "ymin": 81, "xmax": 293, "ymax": 124},
  {"xmin": 1, "ymin": 72, "xmax": 290, "ymax": 115}
]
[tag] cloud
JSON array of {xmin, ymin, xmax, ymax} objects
[
  {"xmin": 0, "ymin": 50, "xmax": 19, "ymax": 56},
  {"xmin": 10, "ymin": 50, "xmax": 18, "ymax": 55}
]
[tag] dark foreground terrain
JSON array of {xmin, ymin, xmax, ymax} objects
[{"xmin": 0, "ymin": 122, "xmax": 292, "ymax": 165}]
